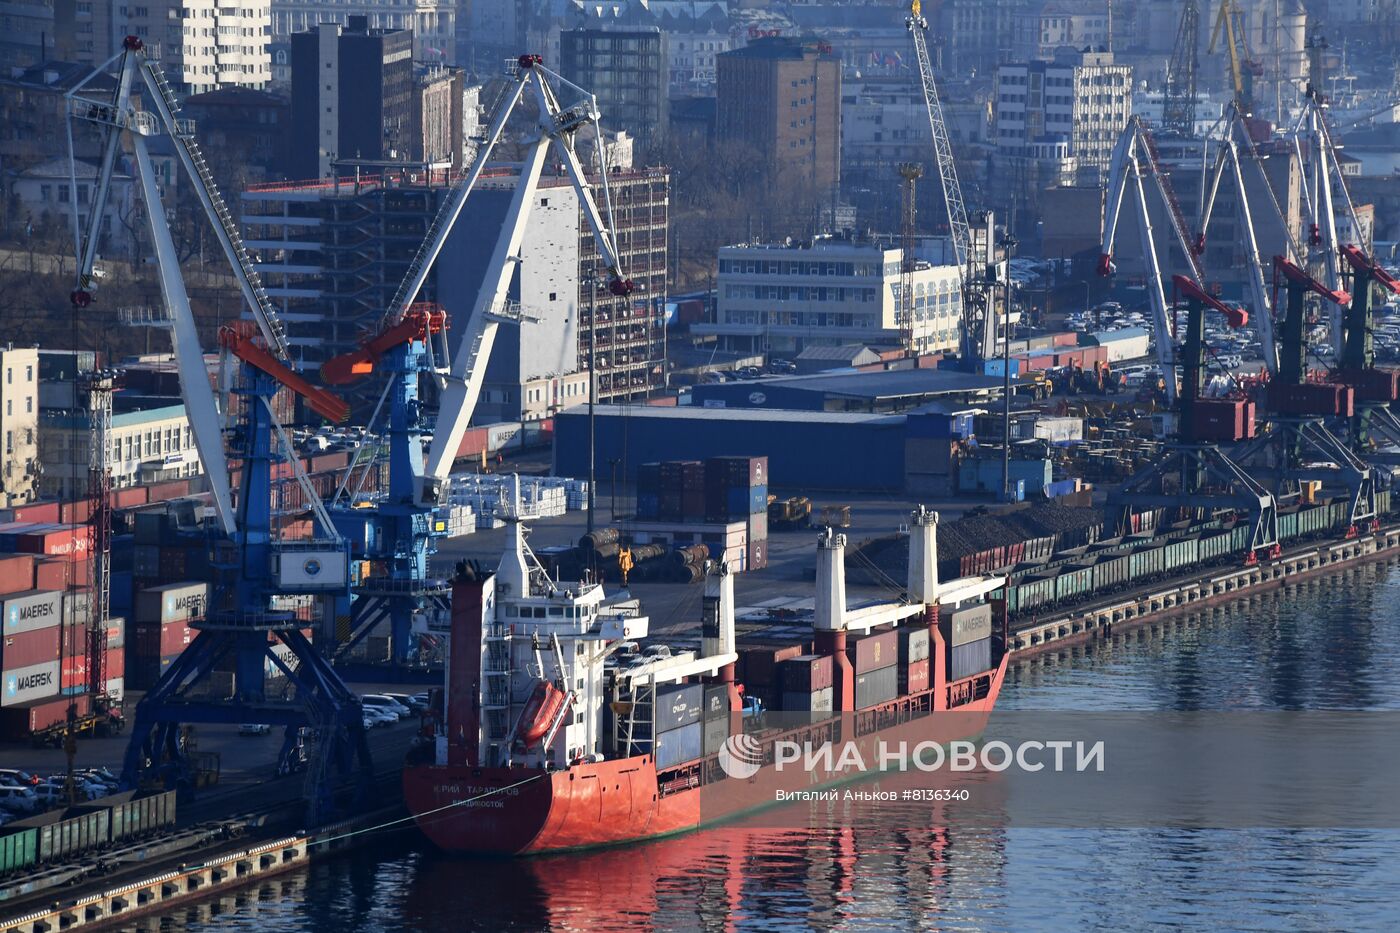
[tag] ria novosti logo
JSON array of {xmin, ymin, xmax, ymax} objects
[{"xmin": 718, "ymin": 734, "xmax": 763, "ymax": 779}]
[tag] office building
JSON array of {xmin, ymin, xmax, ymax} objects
[
  {"xmin": 0, "ymin": 346, "xmax": 39, "ymax": 507},
  {"xmin": 560, "ymin": 28, "xmax": 668, "ymax": 156}
]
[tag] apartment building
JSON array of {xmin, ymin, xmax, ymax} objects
[
  {"xmin": 696, "ymin": 235, "xmax": 963, "ymax": 356},
  {"xmin": 270, "ymin": 0, "xmax": 457, "ymax": 65},
  {"xmin": 994, "ymin": 48, "xmax": 1131, "ymax": 182}
]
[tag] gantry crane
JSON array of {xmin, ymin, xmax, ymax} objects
[
  {"xmin": 1099, "ymin": 117, "xmax": 1279, "ymax": 554},
  {"xmin": 319, "ymin": 55, "xmax": 633, "ymax": 665},
  {"xmin": 1209, "ymin": 0, "xmax": 1262, "ymax": 115},
  {"xmin": 66, "ymin": 37, "xmax": 370, "ymax": 821},
  {"xmin": 906, "ymin": 0, "xmax": 996, "ymax": 363}
]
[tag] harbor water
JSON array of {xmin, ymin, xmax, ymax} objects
[{"xmin": 143, "ymin": 560, "xmax": 1400, "ymax": 931}]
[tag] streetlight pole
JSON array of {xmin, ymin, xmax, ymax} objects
[
  {"xmin": 1000, "ymin": 233, "xmax": 1018, "ymax": 503},
  {"xmin": 587, "ymin": 272, "xmax": 597, "ymax": 535}
]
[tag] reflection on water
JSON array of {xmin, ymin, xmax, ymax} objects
[{"xmin": 149, "ymin": 562, "xmax": 1400, "ymax": 931}]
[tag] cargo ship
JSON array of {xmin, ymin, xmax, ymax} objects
[{"xmin": 403, "ymin": 504, "xmax": 1006, "ymax": 855}]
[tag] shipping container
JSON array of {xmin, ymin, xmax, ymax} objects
[
  {"xmin": 655, "ymin": 684, "xmax": 704, "ymax": 732},
  {"xmin": 900, "ymin": 658, "xmax": 931, "ymax": 694},
  {"xmin": 706, "ymin": 455, "xmax": 768, "ymax": 488},
  {"xmin": 849, "ymin": 630, "xmax": 898, "ymax": 672},
  {"xmin": 777, "ymin": 654, "xmax": 834, "ymax": 693},
  {"xmin": 0, "ymin": 590, "xmax": 62, "ymax": 637},
  {"xmin": 0, "ymin": 693, "xmax": 78, "ymax": 740},
  {"xmin": 738, "ymin": 643, "xmax": 808, "ymax": 692},
  {"xmin": 0, "ymin": 555, "xmax": 34, "ymax": 597},
  {"xmin": 8, "ymin": 525, "xmax": 88, "ymax": 557},
  {"xmin": 9, "ymin": 502, "xmax": 60, "ymax": 525},
  {"xmin": 134, "ymin": 581, "xmax": 207, "ymax": 625},
  {"xmin": 63, "ymin": 591, "xmax": 91, "ymax": 625},
  {"xmin": 105, "ymin": 677, "xmax": 124, "ymax": 702},
  {"xmin": 130, "ymin": 620, "xmax": 193, "ymax": 659},
  {"xmin": 126, "ymin": 655, "xmax": 175, "ymax": 690},
  {"xmin": 899, "ymin": 627, "xmax": 930, "ymax": 663},
  {"xmin": 654, "ymin": 720, "xmax": 703, "ymax": 769},
  {"xmin": 105, "ymin": 616, "xmax": 126, "ymax": 651},
  {"xmin": 943, "ymin": 605, "xmax": 993, "ymax": 648},
  {"xmin": 0, "ymin": 625, "xmax": 59, "ymax": 671},
  {"xmin": 949, "ymin": 638, "xmax": 992, "ymax": 681},
  {"xmin": 2, "ymin": 659, "xmax": 59, "ymax": 706},
  {"xmin": 702, "ymin": 685, "xmax": 731, "ymax": 721},
  {"xmin": 854, "ymin": 665, "xmax": 899, "ymax": 709},
  {"xmin": 746, "ymin": 538, "xmax": 768, "ymax": 572},
  {"xmin": 780, "ymin": 686, "xmax": 835, "ymax": 720},
  {"xmin": 112, "ymin": 487, "xmax": 149, "ymax": 510},
  {"xmin": 703, "ymin": 714, "xmax": 730, "ymax": 755}
]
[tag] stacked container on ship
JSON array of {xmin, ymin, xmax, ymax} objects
[{"xmin": 403, "ymin": 500, "xmax": 1007, "ymax": 854}]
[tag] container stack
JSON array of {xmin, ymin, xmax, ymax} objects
[
  {"xmin": 1, "ymin": 589, "xmax": 64, "ymax": 725},
  {"xmin": 443, "ymin": 474, "xmax": 586, "ymax": 525},
  {"xmin": 849, "ymin": 629, "xmax": 899, "ymax": 709},
  {"xmin": 703, "ymin": 456, "xmax": 768, "ymax": 572},
  {"xmin": 653, "ymin": 683, "xmax": 703, "ymax": 769},
  {"xmin": 941, "ymin": 604, "xmax": 994, "ymax": 681},
  {"xmin": 129, "ymin": 582, "xmax": 206, "ymax": 689},
  {"xmin": 777, "ymin": 654, "xmax": 834, "ymax": 722}
]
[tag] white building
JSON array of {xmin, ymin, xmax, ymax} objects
[
  {"xmin": 1013, "ymin": 0, "xmax": 1110, "ymax": 62},
  {"xmin": 0, "ymin": 347, "xmax": 40, "ymax": 507},
  {"xmin": 66, "ymin": 0, "xmax": 272, "ymax": 93},
  {"xmin": 39, "ymin": 400, "xmax": 201, "ymax": 499},
  {"xmin": 10, "ymin": 158, "xmax": 138, "ymax": 260},
  {"xmin": 697, "ymin": 235, "xmax": 964, "ymax": 356},
  {"xmin": 994, "ymin": 49, "xmax": 1132, "ymax": 183}
]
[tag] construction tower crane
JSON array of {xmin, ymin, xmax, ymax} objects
[
  {"xmin": 906, "ymin": 0, "xmax": 996, "ymax": 362},
  {"xmin": 66, "ymin": 38, "xmax": 370, "ymax": 821},
  {"xmin": 318, "ymin": 56, "xmax": 633, "ymax": 665},
  {"xmin": 1209, "ymin": 0, "xmax": 1262, "ymax": 115},
  {"xmin": 1163, "ymin": 0, "xmax": 1201, "ymax": 136}
]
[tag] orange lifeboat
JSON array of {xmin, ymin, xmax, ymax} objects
[{"xmin": 517, "ymin": 681, "xmax": 568, "ymax": 745}]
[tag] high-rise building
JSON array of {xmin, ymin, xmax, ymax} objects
[
  {"xmin": 993, "ymin": 49, "xmax": 1132, "ymax": 183},
  {"xmin": 241, "ymin": 165, "xmax": 669, "ymax": 409},
  {"xmin": 559, "ymin": 28, "xmax": 669, "ymax": 157},
  {"xmin": 289, "ymin": 18, "xmax": 414, "ymax": 179},
  {"xmin": 716, "ymin": 36, "xmax": 841, "ymax": 198},
  {"xmin": 0, "ymin": 346, "xmax": 40, "ymax": 507},
  {"xmin": 55, "ymin": 0, "xmax": 272, "ymax": 93}
]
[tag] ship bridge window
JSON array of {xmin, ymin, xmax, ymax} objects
[
  {"xmin": 577, "ymin": 641, "xmax": 586, "ymax": 656},
  {"xmin": 505, "ymin": 605, "xmax": 518, "ymax": 617},
  {"xmin": 549, "ymin": 606, "xmax": 565, "ymax": 617}
]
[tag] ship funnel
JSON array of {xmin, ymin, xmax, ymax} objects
[
  {"xmin": 496, "ymin": 515, "xmax": 529, "ymax": 598},
  {"xmin": 702, "ymin": 559, "xmax": 735, "ymax": 658},
  {"xmin": 815, "ymin": 527, "xmax": 847, "ymax": 632},
  {"xmin": 907, "ymin": 506, "xmax": 939, "ymax": 605}
]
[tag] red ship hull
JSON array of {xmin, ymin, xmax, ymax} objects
[{"xmin": 404, "ymin": 658, "xmax": 1007, "ymax": 855}]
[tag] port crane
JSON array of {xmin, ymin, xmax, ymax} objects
[
  {"xmin": 318, "ymin": 55, "xmax": 632, "ymax": 665},
  {"xmin": 1208, "ymin": 0, "xmax": 1262, "ymax": 116},
  {"xmin": 66, "ymin": 38, "xmax": 371, "ymax": 820},
  {"xmin": 905, "ymin": 0, "xmax": 997, "ymax": 363},
  {"xmin": 1197, "ymin": 106, "xmax": 1376, "ymax": 528},
  {"xmin": 1099, "ymin": 117, "xmax": 1279, "ymax": 554}
]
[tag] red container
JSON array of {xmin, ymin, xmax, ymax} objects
[
  {"xmin": 146, "ymin": 480, "xmax": 188, "ymax": 502},
  {"xmin": 61, "ymin": 651, "xmax": 88, "ymax": 691},
  {"xmin": 0, "ymin": 694, "xmax": 89, "ymax": 740},
  {"xmin": 849, "ymin": 630, "xmax": 898, "ymax": 672},
  {"xmin": 10, "ymin": 502, "xmax": 61, "ymax": 524},
  {"xmin": 680, "ymin": 488, "xmax": 705, "ymax": 520},
  {"xmin": 113, "ymin": 486, "xmax": 149, "ymax": 509},
  {"xmin": 0, "ymin": 554, "xmax": 34, "ymax": 596},
  {"xmin": 12, "ymin": 526, "xmax": 88, "ymax": 557},
  {"xmin": 33, "ymin": 559, "xmax": 69, "ymax": 591},
  {"xmin": 60, "ymin": 499, "xmax": 96, "ymax": 524},
  {"xmin": 105, "ymin": 648, "xmax": 125, "ymax": 679},
  {"xmin": 747, "ymin": 538, "xmax": 767, "ymax": 571},
  {"xmin": 901, "ymin": 658, "xmax": 931, "ymax": 695},
  {"xmin": 311, "ymin": 451, "xmax": 350, "ymax": 473},
  {"xmin": 777, "ymin": 654, "xmax": 834, "ymax": 692},
  {"xmin": 738, "ymin": 643, "xmax": 808, "ymax": 691},
  {"xmin": 130, "ymin": 620, "xmax": 192, "ymax": 658},
  {"xmin": 1, "ymin": 625, "xmax": 60, "ymax": 670}
]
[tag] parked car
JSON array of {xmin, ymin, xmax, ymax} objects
[
  {"xmin": 0, "ymin": 769, "xmax": 40, "ymax": 787},
  {"xmin": 362, "ymin": 695, "xmax": 411, "ymax": 720},
  {"xmin": 0, "ymin": 786, "xmax": 40, "ymax": 815},
  {"xmin": 238, "ymin": 723, "xmax": 272, "ymax": 736},
  {"xmin": 362, "ymin": 706, "xmax": 397, "ymax": 728},
  {"xmin": 384, "ymin": 693, "xmax": 425, "ymax": 714}
]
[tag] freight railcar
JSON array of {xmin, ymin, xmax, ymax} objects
[{"xmin": 0, "ymin": 790, "xmax": 177, "ymax": 876}]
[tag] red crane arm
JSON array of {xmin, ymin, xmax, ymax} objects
[
  {"xmin": 1272, "ymin": 256, "xmax": 1351, "ymax": 306},
  {"xmin": 1172, "ymin": 274, "xmax": 1249, "ymax": 327},
  {"xmin": 219, "ymin": 326, "xmax": 350, "ymax": 423},
  {"xmin": 1339, "ymin": 244, "xmax": 1400, "ymax": 295},
  {"xmin": 320, "ymin": 306, "xmax": 448, "ymax": 385}
]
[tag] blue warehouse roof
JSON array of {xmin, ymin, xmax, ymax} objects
[{"xmin": 691, "ymin": 367, "xmax": 1004, "ymax": 411}]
